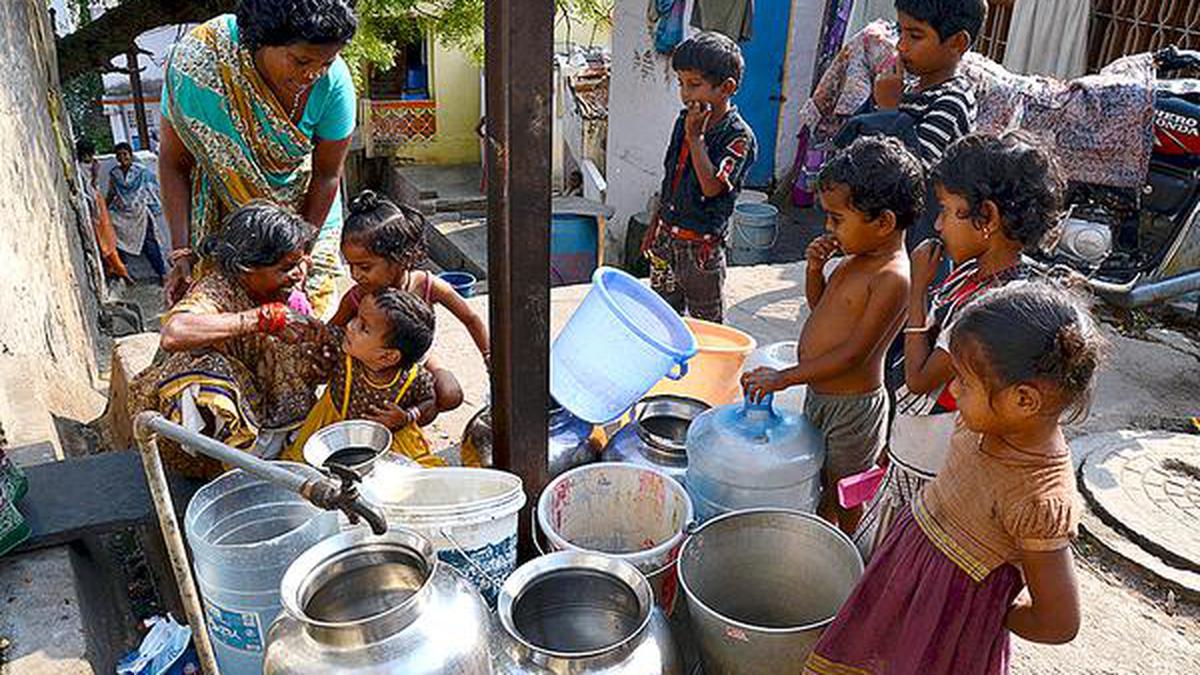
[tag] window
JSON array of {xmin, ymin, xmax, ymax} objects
[
  {"xmin": 975, "ymin": 1, "xmax": 1015, "ymax": 63},
  {"xmin": 368, "ymin": 40, "xmax": 431, "ymax": 100},
  {"xmin": 1089, "ymin": 0, "xmax": 1200, "ymax": 71}
]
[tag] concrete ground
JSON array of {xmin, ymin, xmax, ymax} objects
[{"xmin": 424, "ymin": 261, "xmax": 1200, "ymax": 674}]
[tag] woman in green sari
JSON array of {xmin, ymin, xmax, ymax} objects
[{"xmin": 159, "ymin": 0, "xmax": 358, "ymax": 315}]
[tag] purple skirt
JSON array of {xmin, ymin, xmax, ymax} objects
[{"xmin": 805, "ymin": 509, "xmax": 1022, "ymax": 675}]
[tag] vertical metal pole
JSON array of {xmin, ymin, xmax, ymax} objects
[
  {"xmin": 486, "ymin": 0, "xmax": 553, "ymax": 560},
  {"xmin": 127, "ymin": 48, "xmax": 150, "ymax": 150}
]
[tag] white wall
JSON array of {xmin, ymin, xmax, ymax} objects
[
  {"xmin": 775, "ymin": 0, "xmax": 827, "ymax": 181},
  {"xmin": 604, "ymin": 0, "xmax": 695, "ymax": 262},
  {"xmin": 606, "ymin": 0, "xmax": 828, "ymax": 260}
]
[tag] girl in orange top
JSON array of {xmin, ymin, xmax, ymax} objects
[{"xmin": 806, "ymin": 282, "xmax": 1103, "ymax": 675}]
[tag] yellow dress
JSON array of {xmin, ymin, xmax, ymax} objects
[{"xmin": 286, "ymin": 354, "xmax": 445, "ymax": 468}]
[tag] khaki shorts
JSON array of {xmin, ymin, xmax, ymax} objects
[{"xmin": 805, "ymin": 387, "xmax": 889, "ymax": 483}]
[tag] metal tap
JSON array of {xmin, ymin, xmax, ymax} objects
[{"xmin": 302, "ymin": 463, "xmax": 388, "ymax": 535}]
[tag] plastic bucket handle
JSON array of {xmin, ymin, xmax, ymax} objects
[{"xmin": 665, "ymin": 360, "xmax": 690, "ymax": 381}]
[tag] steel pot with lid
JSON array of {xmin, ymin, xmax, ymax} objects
[
  {"xmin": 263, "ymin": 528, "xmax": 492, "ymax": 674},
  {"xmin": 602, "ymin": 395, "xmax": 709, "ymax": 485}
]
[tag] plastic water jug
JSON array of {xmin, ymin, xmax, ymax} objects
[{"xmin": 685, "ymin": 393, "xmax": 825, "ymax": 522}]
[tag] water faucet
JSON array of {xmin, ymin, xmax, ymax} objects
[{"xmin": 302, "ymin": 463, "xmax": 389, "ymax": 535}]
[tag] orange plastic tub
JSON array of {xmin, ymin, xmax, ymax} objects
[{"xmin": 649, "ymin": 318, "xmax": 757, "ymax": 406}]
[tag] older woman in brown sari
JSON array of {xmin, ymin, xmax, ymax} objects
[{"xmin": 130, "ymin": 203, "xmax": 331, "ymax": 478}]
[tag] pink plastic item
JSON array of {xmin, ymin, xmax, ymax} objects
[
  {"xmin": 837, "ymin": 466, "xmax": 886, "ymax": 509},
  {"xmin": 287, "ymin": 288, "xmax": 314, "ymax": 317}
]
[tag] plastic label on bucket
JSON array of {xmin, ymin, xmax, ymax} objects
[
  {"xmin": 204, "ymin": 600, "xmax": 263, "ymax": 653},
  {"xmin": 437, "ymin": 533, "xmax": 517, "ymax": 606}
]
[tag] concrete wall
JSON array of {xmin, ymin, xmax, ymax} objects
[
  {"xmin": 397, "ymin": 38, "xmax": 482, "ymax": 166},
  {"xmin": 603, "ymin": 0, "xmax": 695, "ymax": 260},
  {"xmin": 0, "ymin": 0, "xmax": 102, "ymax": 433}
]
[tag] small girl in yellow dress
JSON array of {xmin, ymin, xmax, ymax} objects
[{"xmin": 285, "ymin": 287, "xmax": 445, "ymax": 467}]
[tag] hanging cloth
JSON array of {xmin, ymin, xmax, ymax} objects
[
  {"xmin": 651, "ymin": 0, "xmax": 687, "ymax": 54},
  {"xmin": 690, "ymin": 0, "xmax": 754, "ymax": 42},
  {"xmin": 1002, "ymin": 0, "xmax": 1090, "ymax": 80}
]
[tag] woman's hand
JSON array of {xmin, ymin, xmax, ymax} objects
[
  {"xmin": 910, "ymin": 239, "xmax": 944, "ymax": 292},
  {"xmin": 277, "ymin": 311, "xmax": 325, "ymax": 345},
  {"xmin": 366, "ymin": 402, "xmax": 418, "ymax": 430},
  {"xmin": 164, "ymin": 258, "xmax": 193, "ymax": 306}
]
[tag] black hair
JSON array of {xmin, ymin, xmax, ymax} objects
[
  {"xmin": 198, "ymin": 202, "xmax": 314, "ymax": 277},
  {"xmin": 932, "ymin": 132, "xmax": 1066, "ymax": 252},
  {"xmin": 818, "ymin": 135, "xmax": 926, "ymax": 230},
  {"xmin": 370, "ymin": 288, "xmax": 434, "ymax": 369},
  {"xmin": 671, "ymin": 31, "xmax": 744, "ymax": 87},
  {"xmin": 343, "ymin": 190, "xmax": 428, "ymax": 269},
  {"xmin": 950, "ymin": 282, "xmax": 1104, "ymax": 422},
  {"xmin": 75, "ymin": 139, "xmax": 96, "ymax": 161},
  {"xmin": 236, "ymin": 0, "xmax": 358, "ymax": 51},
  {"xmin": 894, "ymin": 0, "xmax": 988, "ymax": 45},
  {"xmin": 113, "ymin": 142, "xmax": 134, "ymax": 155}
]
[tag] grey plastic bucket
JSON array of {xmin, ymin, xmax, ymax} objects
[
  {"xmin": 185, "ymin": 463, "xmax": 338, "ymax": 675},
  {"xmin": 728, "ymin": 202, "xmax": 778, "ymax": 266}
]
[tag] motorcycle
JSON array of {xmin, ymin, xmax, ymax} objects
[{"xmin": 1032, "ymin": 47, "xmax": 1200, "ymax": 309}]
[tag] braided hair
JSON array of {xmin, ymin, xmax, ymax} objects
[
  {"xmin": 950, "ymin": 282, "xmax": 1105, "ymax": 423},
  {"xmin": 197, "ymin": 202, "xmax": 314, "ymax": 278},
  {"xmin": 343, "ymin": 190, "xmax": 428, "ymax": 270},
  {"xmin": 370, "ymin": 288, "xmax": 435, "ymax": 369}
]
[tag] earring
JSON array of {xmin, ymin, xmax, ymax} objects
[{"xmin": 983, "ymin": 229, "xmax": 992, "ymax": 240}]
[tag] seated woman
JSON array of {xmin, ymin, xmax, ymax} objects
[
  {"xmin": 129, "ymin": 203, "xmax": 329, "ymax": 479},
  {"xmin": 284, "ymin": 288, "xmax": 444, "ymax": 468}
]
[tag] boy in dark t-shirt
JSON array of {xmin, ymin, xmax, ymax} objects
[{"xmin": 641, "ymin": 31, "xmax": 757, "ymax": 324}]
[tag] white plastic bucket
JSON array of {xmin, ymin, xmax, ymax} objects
[
  {"xmin": 360, "ymin": 468, "xmax": 525, "ymax": 605},
  {"xmin": 729, "ymin": 202, "xmax": 779, "ymax": 266},
  {"xmin": 537, "ymin": 462, "xmax": 694, "ymax": 612}
]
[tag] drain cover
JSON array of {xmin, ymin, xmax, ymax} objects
[{"xmin": 1079, "ymin": 431, "xmax": 1200, "ymax": 572}]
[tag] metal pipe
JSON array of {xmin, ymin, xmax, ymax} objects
[
  {"xmin": 134, "ymin": 412, "xmax": 388, "ymax": 534},
  {"xmin": 137, "ymin": 413, "xmax": 309, "ymax": 493},
  {"xmin": 1092, "ymin": 269, "xmax": 1200, "ymax": 308},
  {"xmin": 133, "ymin": 417, "xmax": 220, "ymax": 675}
]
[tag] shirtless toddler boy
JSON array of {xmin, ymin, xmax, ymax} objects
[{"xmin": 741, "ymin": 136, "xmax": 924, "ymax": 534}]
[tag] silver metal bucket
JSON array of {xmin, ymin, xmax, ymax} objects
[
  {"xmin": 677, "ymin": 509, "xmax": 864, "ymax": 674},
  {"xmin": 492, "ymin": 551, "xmax": 683, "ymax": 673}
]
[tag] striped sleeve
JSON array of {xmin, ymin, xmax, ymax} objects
[{"xmin": 913, "ymin": 88, "xmax": 976, "ymax": 164}]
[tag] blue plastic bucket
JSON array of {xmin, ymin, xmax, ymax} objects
[
  {"xmin": 551, "ymin": 267, "xmax": 698, "ymax": 424},
  {"xmin": 729, "ymin": 202, "xmax": 779, "ymax": 266},
  {"xmin": 439, "ymin": 271, "xmax": 477, "ymax": 298}
]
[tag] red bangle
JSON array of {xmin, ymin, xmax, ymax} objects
[{"xmin": 257, "ymin": 303, "xmax": 287, "ymax": 335}]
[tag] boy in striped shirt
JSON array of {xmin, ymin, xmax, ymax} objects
[{"xmin": 872, "ymin": 0, "xmax": 986, "ymax": 167}]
